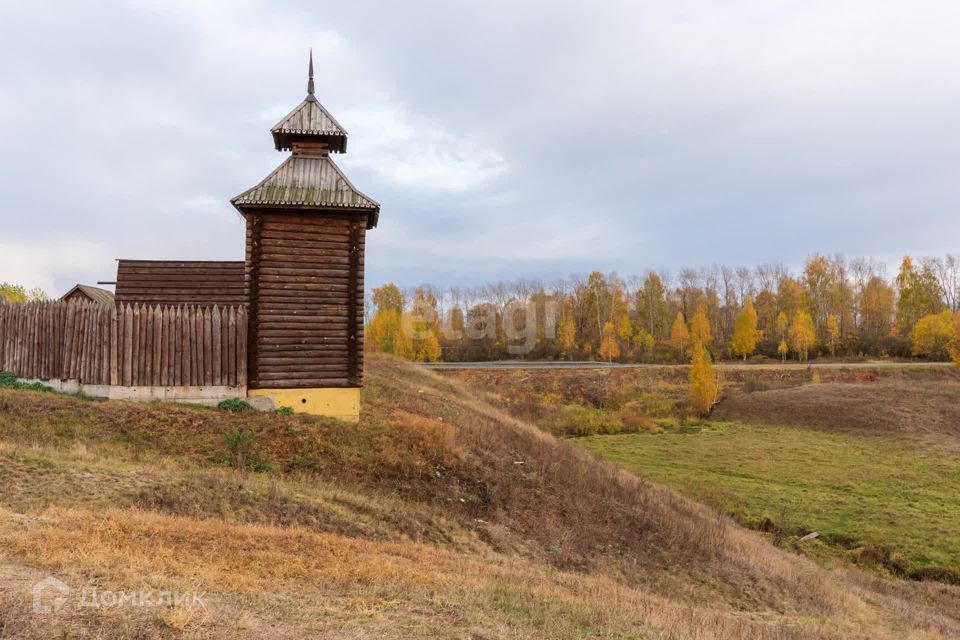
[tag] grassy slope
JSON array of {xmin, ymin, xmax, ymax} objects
[
  {"xmin": 0, "ymin": 355, "xmax": 957, "ymax": 638},
  {"xmin": 444, "ymin": 366, "xmax": 960, "ymax": 581}
]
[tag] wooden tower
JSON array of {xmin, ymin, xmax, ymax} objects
[{"xmin": 231, "ymin": 52, "xmax": 379, "ymax": 421}]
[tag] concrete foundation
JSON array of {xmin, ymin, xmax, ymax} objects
[
  {"xmin": 15, "ymin": 378, "xmax": 358, "ymax": 419},
  {"xmin": 247, "ymin": 387, "xmax": 360, "ymax": 422},
  {"xmin": 17, "ymin": 378, "xmax": 246, "ymax": 407}
]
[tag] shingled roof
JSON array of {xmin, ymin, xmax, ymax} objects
[
  {"xmin": 272, "ymin": 98, "xmax": 347, "ymax": 153},
  {"xmin": 233, "ymin": 51, "xmax": 380, "ymax": 229},
  {"xmin": 270, "ymin": 52, "xmax": 348, "ymax": 153},
  {"xmin": 231, "ymin": 154, "xmax": 379, "ymax": 227},
  {"xmin": 61, "ymin": 284, "xmax": 115, "ymax": 306}
]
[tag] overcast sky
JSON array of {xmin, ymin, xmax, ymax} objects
[{"xmin": 1, "ymin": 0, "xmax": 959, "ymax": 295}]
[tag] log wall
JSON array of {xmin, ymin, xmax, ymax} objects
[
  {"xmin": 246, "ymin": 211, "xmax": 365, "ymax": 389},
  {"xmin": 0, "ymin": 301, "xmax": 246, "ymax": 388}
]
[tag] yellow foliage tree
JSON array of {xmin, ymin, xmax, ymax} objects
[
  {"xmin": 775, "ymin": 311, "xmax": 788, "ymax": 343},
  {"xmin": 951, "ymin": 313, "xmax": 960, "ymax": 366},
  {"xmin": 643, "ymin": 332, "xmax": 655, "ymax": 356},
  {"xmin": 406, "ymin": 289, "xmax": 443, "ymax": 362},
  {"xmin": 557, "ymin": 313, "xmax": 577, "ymax": 359},
  {"xmin": 910, "ymin": 311, "xmax": 955, "ymax": 360},
  {"xmin": 731, "ymin": 298, "xmax": 758, "ymax": 361},
  {"xmin": 0, "ymin": 283, "xmax": 27, "ymax": 303},
  {"xmin": 825, "ymin": 313, "xmax": 840, "ymax": 357},
  {"xmin": 634, "ymin": 330, "xmax": 654, "ymax": 360},
  {"xmin": 617, "ymin": 315, "xmax": 633, "ymax": 351},
  {"xmin": 688, "ymin": 342, "xmax": 718, "ymax": 416},
  {"xmin": 790, "ymin": 311, "xmax": 816, "ymax": 361},
  {"xmin": 669, "ymin": 312, "xmax": 689, "ymax": 359},
  {"xmin": 415, "ymin": 331, "xmax": 442, "ymax": 362},
  {"xmin": 599, "ymin": 321, "xmax": 620, "ymax": 362},
  {"xmin": 689, "ymin": 306, "xmax": 712, "ymax": 347},
  {"xmin": 368, "ymin": 309, "xmax": 413, "ymax": 359},
  {"xmin": 777, "ymin": 339, "xmax": 789, "ymax": 363}
]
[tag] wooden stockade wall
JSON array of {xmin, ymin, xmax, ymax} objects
[
  {"xmin": 0, "ymin": 301, "xmax": 113, "ymax": 385},
  {"xmin": 0, "ymin": 301, "xmax": 247, "ymax": 388},
  {"xmin": 115, "ymin": 303, "xmax": 248, "ymax": 387}
]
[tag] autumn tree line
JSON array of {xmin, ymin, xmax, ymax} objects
[{"xmin": 365, "ymin": 254, "xmax": 960, "ymax": 365}]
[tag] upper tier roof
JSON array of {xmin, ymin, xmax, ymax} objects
[
  {"xmin": 270, "ymin": 51, "xmax": 348, "ymax": 153},
  {"xmin": 271, "ymin": 97, "xmax": 348, "ymax": 153}
]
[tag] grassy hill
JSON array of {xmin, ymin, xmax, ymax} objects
[{"xmin": 0, "ymin": 355, "xmax": 958, "ymax": 638}]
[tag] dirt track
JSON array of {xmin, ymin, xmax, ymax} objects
[{"xmin": 424, "ymin": 361, "xmax": 954, "ymax": 370}]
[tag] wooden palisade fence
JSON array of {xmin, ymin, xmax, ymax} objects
[{"xmin": 0, "ymin": 301, "xmax": 247, "ymax": 388}]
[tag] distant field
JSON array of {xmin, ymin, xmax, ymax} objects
[{"xmin": 578, "ymin": 421, "xmax": 960, "ymax": 581}]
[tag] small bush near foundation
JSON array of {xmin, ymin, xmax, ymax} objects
[
  {"xmin": 217, "ymin": 398, "xmax": 254, "ymax": 413},
  {"xmin": 0, "ymin": 371, "xmax": 53, "ymax": 393},
  {"xmin": 277, "ymin": 406, "xmax": 294, "ymax": 415}
]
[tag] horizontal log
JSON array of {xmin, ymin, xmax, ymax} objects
[
  {"xmin": 257, "ymin": 336, "xmax": 350, "ymax": 345},
  {"xmin": 258, "ymin": 362, "xmax": 351, "ymax": 371},
  {"xmin": 257, "ymin": 275, "xmax": 353, "ymax": 286},
  {"xmin": 258, "ymin": 333, "xmax": 349, "ymax": 341},
  {"xmin": 259, "ymin": 265, "xmax": 353, "ymax": 277},
  {"xmin": 253, "ymin": 288, "xmax": 361, "ymax": 296},
  {"xmin": 257, "ymin": 319, "xmax": 347, "ymax": 335},
  {"xmin": 256, "ymin": 299, "xmax": 357, "ymax": 310},
  {"xmin": 258, "ymin": 254, "xmax": 356, "ymax": 266},
  {"xmin": 257, "ymin": 312, "xmax": 349, "ymax": 320},
  {"xmin": 256, "ymin": 319, "xmax": 349, "ymax": 327},
  {"xmin": 257, "ymin": 295, "xmax": 357, "ymax": 305},
  {"xmin": 258, "ymin": 230, "xmax": 353, "ymax": 244},
  {"xmin": 257, "ymin": 307, "xmax": 348, "ymax": 315},
  {"xmin": 258, "ymin": 238, "xmax": 364, "ymax": 252},
  {"xmin": 262, "ymin": 219, "xmax": 353, "ymax": 232},
  {"xmin": 116, "ymin": 271, "xmax": 244, "ymax": 279},
  {"xmin": 256, "ymin": 275, "xmax": 356, "ymax": 285},
  {"xmin": 259, "ymin": 244, "xmax": 353, "ymax": 256},
  {"xmin": 260, "ymin": 226, "xmax": 350, "ymax": 239},
  {"xmin": 255, "ymin": 287, "xmax": 362, "ymax": 297},
  {"xmin": 255, "ymin": 348, "xmax": 350, "ymax": 357},
  {"xmin": 115, "ymin": 289, "xmax": 246, "ymax": 298},
  {"xmin": 263, "ymin": 210, "xmax": 366, "ymax": 221},
  {"xmin": 253, "ymin": 377, "xmax": 354, "ymax": 387},
  {"xmin": 258, "ymin": 286, "xmax": 350, "ymax": 296},
  {"xmin": 118, "ymin": 266, "xmax": 245, "ymax": 274}
]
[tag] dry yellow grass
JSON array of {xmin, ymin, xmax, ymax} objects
[{"xmin": 0, "ymin": 354, "xmax": 957, "ymax": 638}]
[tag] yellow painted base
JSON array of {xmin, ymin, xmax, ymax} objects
[{"xmin": 248, "ymin": 387, "xmax": 360, "ymax": 422}]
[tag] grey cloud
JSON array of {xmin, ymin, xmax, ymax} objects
[{"xmin": 1, "ymin": 0, "xmax": 958, "ymax": 295}]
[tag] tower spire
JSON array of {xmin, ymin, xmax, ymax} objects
[{"xmin": 306, "ymin": 49, "xmax": 316, "ymax": 101}]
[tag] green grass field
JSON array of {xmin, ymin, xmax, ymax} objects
[{"xmin": 578, "ymin": 422, "xmax": 960, "ymax": 580}]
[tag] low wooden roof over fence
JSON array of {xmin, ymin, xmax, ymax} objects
[
  {"xmin": 114, "ymin": 260, "xmax": 246, "ymax": 308},
  {"xmin": 61, "ymin": 284, "xmax": 115, "ymax": 306}
]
